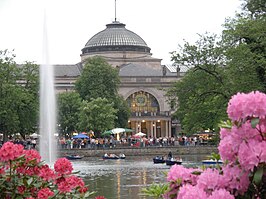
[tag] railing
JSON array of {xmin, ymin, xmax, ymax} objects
[{"xmin": 130, "ymin": 111, "xmax": 170, "ymax": 117}]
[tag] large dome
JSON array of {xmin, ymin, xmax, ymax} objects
[{"xmin": 81, "ymin": 21, "xmax": 151, "ymax": 54}]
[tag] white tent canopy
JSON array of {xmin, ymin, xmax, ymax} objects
[{"xmin": 135, "ymin": 132, "xmax": 146, "ymax": 137}]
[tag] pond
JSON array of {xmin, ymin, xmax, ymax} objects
[{"xmin": 71, "ymin": 155, "xmax": 207, "ymax": 199}]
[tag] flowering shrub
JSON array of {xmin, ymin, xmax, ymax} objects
[
  {"xmin": 0, "ymin": 142, "xmax": 106, "ymax": 199},
  {"xmin": 147, "ymin": 91, "xmax": 266, "ymax": 199}
]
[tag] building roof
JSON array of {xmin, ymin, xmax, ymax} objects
[
  {"xmin": 119, "ymin": 63, "xmax": 176, "ymax": 77},
  {"xmin": 81, "ymin": 21, "xmax": 151, "ymax": 54},
  {"xmin": 54, "ymin": 64, "xmax": 82, "ymax": 77}
]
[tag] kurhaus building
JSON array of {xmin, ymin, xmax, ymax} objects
[{"xmin": 54, "ymin": 20, "xmax": 184, "ymax": 137}]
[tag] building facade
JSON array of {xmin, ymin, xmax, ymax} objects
[{"xmin": 54, "ymin": 20, "xmax": 184, "ymax": 137}]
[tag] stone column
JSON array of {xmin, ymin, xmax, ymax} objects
[
  {"xmin": 168, "ymin": 120, "xmax": 172, "ymax": 137},
  {"xmin": 154, "ymin": 122, "xmax": 157, "ymax": 138},
  {"xmin": 165, "ymin": 120, "xmax": 169, "ymax": 137},
  {"xmin": 150, "ymin": 121, "xmax": 154, "ymax": 138}
]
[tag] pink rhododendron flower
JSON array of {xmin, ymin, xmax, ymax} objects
[
  {"xmin": 227, "ymin": 91, "xmax": 266, "ymax": 121},
  {"xmin": 0, "ymin": 142, "xmax": 24, "ymax": 162},
  {"xmin": 234, "ymin": 121, "xmax": 262, "ymax": 141},
  {"xmin": 95, "ymin": 196, "xmax": 106, "ymax": 199},
  {"xmin": 0, "ymin": 166, "xmax": 5, "ymax": 174},
  {"xmin": 16, "ymin": 165, "xmax": 40, "ymax": 176},
  {"xmin": 197, "ymin": 168, "xmax": 224, "ymax": 193},
  {"xmin": 222, "ymin": 165, "xmax": 250, "ymax": 195},
  {"xmin": 218, "ymin": 133, "xmax": 239, "ymax": 162},
  {"xmin": 257, "ymin": 141, "xmax": 266, "ymax": 162},
  {"xmin": 208, "ymin": 189, "xmax": 234, "ymax": 199},
  {"xmin": 24, "ymin": 149, "xmax": 41, "ymax": 163},
  {"xmin": 167, "ymin": 165, "xmax": 191, "ymax": 182},
  {"xmin": 177, "ymin": 184, "xmax": 208, "ymax": 199},
  {"xmin": 219, "ymin": 127, "xmax": 231, "ymax": 139},
  {"xmin": 79, "ymin": 186, "xmax": 89, "ymax": 193},
  {"xmin": 37, "ymin": 188, "xmax": 54, "ymax": 199},
  {"xmin": 56, "ymin": 175, "xmax": 84, "ymax": 193},
  {"xmin": 17, "ymin": 185, "xmax": 26, "ymax": 194},
  {"xmin": 54, "ymin": 157, "xmax": 73, "ymax": 175},
  {"xmin": 238, "ymin": 139, "xmax": 260, "ymax": 171},
  {"xmin": 167, "ymin": 165, "xmax": 200, "ymax": 185},
  {"xmin": 39, "ymin": 164, "xmax": 55, "ymax": 181}
]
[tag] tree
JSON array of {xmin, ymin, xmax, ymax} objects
[
  {"xmin": 113, "ymin": 96, "xmax": 131, "ymax": 128},
  {"xmin": 222, "ymin": 0, "xmax": 266, "ymax": 92},
  {"xmin": 75, "ymin": 56, "xmax": 130, "ymax": 128},
  {"xmin": 167, "ymin": 0, "xmax": 266, "ymax": 134},
  {"xmin": 75, "ymin": 56, "xmax": 120, "ymax": 101},
  {"xmin": 0, "ymin": 50, "xmax": 39, "ymax": 141},
  {"xmin": 57, "ymin": 91, "xmax": 82, "ymax": 137},
  {"xmin": 78, "ymin": 97, "xmax": 117, "ymax": 135},
  {"xmin": 168, "ymin": 34, "xmax": 229, "ymax": 134}
]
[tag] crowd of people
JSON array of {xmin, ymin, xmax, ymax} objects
[
  {"xmin": 57, "ymin": 134, "xmax": 212, "ymax": 149},
  {"xmin": 1, "ymin": 134, "xmax": 213, "ymax": 150}
]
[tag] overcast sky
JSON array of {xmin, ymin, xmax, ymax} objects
[{"xmin": 0, "ymin": 0, "xmax": 242, "ymax": 65}]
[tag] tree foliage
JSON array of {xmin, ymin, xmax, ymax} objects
[
  {"xmin": 75, "ymin": 56, "xmax": 130, "ymax": 129},
  {"xmin": 167, "ymin": 0, "xmax": 266, "ymax": 134},
  {"xmin": 168, "ymin": 35, "xmax": 229, "ymax": 134},
  {"xmin": 57, "ymin": 91, "xmax": 82, "ymax": 137},
  {"xmin": 75, "ymin": 56, "xmax": 120, "ymax": 101},
  {"xmin": 0, "ymin": 50, "xmax": 39, "ymax": 141},
  {"xmin": 78, "ymin": 97, "xmax": 117, "ymax": 135}
]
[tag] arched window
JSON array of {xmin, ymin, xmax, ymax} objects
[{"xmin": 126, "ymin": 91, "xmax": 160, "ymax": 113}]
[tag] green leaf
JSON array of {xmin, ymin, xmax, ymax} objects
[
  {"xmin": 251, "ymin": 117, "xmax": 259, "ymax": 128},
  {"xmin": 253, "ymin": 166, "xmax": 263, "ymax": 185},
  {"xmin": 219, "ymin": 120, "xmax": 232, "ymax": 129}
]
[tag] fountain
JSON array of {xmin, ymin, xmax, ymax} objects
[{"xmin": 39, "ymin": 11, "xmax": 57, "ymax": 163}]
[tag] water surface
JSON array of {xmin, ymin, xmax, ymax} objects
[{"xmin": 71, "ymin": 155, "xmax": 206, "ymax": 199}]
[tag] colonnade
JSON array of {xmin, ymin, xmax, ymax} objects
[{"xmin": 128, "ymin": 119, "xmax": 172, "ymax": 138}]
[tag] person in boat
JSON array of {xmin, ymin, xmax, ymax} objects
[
  {"xmin": 168, "ymin": 151, "xmax": 172, "ymax": 159},
  {"xmin": 119, "ymin": 153, "xmax": 125, "ymax": 158},
  {"xmin": 104, "ymin": 153, "xmax": 109, "ymax": 157},
  {"xmin": 110, "ymin": 154, "xmax": 118, "ymax": 158}
]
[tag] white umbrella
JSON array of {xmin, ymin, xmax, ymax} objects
[
  {"xmin": 135, "ymin": 132, "xmax": 146, "ymax": 137},
  {"xmin": 30, "ymin": 133, "xmax": 39, "ymax": 138},
  {"xmin": 111, "ymin": 128, "xmax": 126, "ymax": 134}
]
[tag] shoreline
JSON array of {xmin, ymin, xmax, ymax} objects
[{"xmin": 58, "ymin": 145, "xmax": 218, "ymax": 158}]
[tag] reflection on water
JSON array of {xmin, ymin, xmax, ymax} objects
[{"xmin": 71, "ymin": 155, "xmax": 206, "ymax": 199}]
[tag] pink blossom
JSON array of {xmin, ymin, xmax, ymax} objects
[
  {"xmin": 219, "ymin": 128, "xmax": 231, "ymax": 139},
  {"xmin": 177, "ymin": 184, "xmax": 208, "ymax": 199},
  {"xmin": 238, "ymin": 139, "xmax": 260, "ymax": 171},
  {"xmin": 0, "ymin": 166, "xmax": 5, "ymax": 174},
  {"xmin": 235, "ymin": 122, "xmax": 262, "ymax": 141},
  {"xmin": 257, "ymin": 141, "xmax": 266, "ymax": 162},
  {"xmin": 24, "ymin": 149, "xmax": 41, "ymax": 164},
  {"xmin": 227, "ymin": 91, "xmax": 266, "ymax": 121},
  {"xmin": 54, "ymin": 158, "xmax": 73, "ymax": 175},
  {"xmin": 222, "ymin": 165, "xmax": 250, "ymax": 195},
  {"xmin": 39, "ymin": 164, "xmax": 55, "ymax": 181},
  {"xmin": 17, "ymin": 185, "xmax": 26, "ymax": 194},
  {"xmin": 37, "ymin": 188, "xmax": 54, "ymax": 199},
  {"xmin": 208, "ymin": 189, "xmax": 234, "ymax": 199},
  {"xmin": 16, "ymin": 165, "xmax": 40, "ymax": 176},
  {"xmin": 167, "ymin": 165, "xmax": 200, "ymax": 185},
  {"xmin": 95, "ymin": 197, "xmax": 106, "ymax": 199},
  {"xmin": 218, "ymin": 133, "xmax": 238, "ymax": 162},
  {"xmin": 56, "ymin": 175, "xmax": 84, "ymax": 193},
  {"xmin": 197, "ymin": 168, "xmax": 224, "ymax": 193},
  {"xmin": 0, "ymin": 142, "xmax": 24, "ymax": 162}
]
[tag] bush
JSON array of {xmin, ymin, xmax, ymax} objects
[
  {"xmin": 0, "ymin": 142, "xmax": 105, "ymax": 199},
  {"xmin": 143, "ymin": 91, "xmax": 266, "ymax": 199}
]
